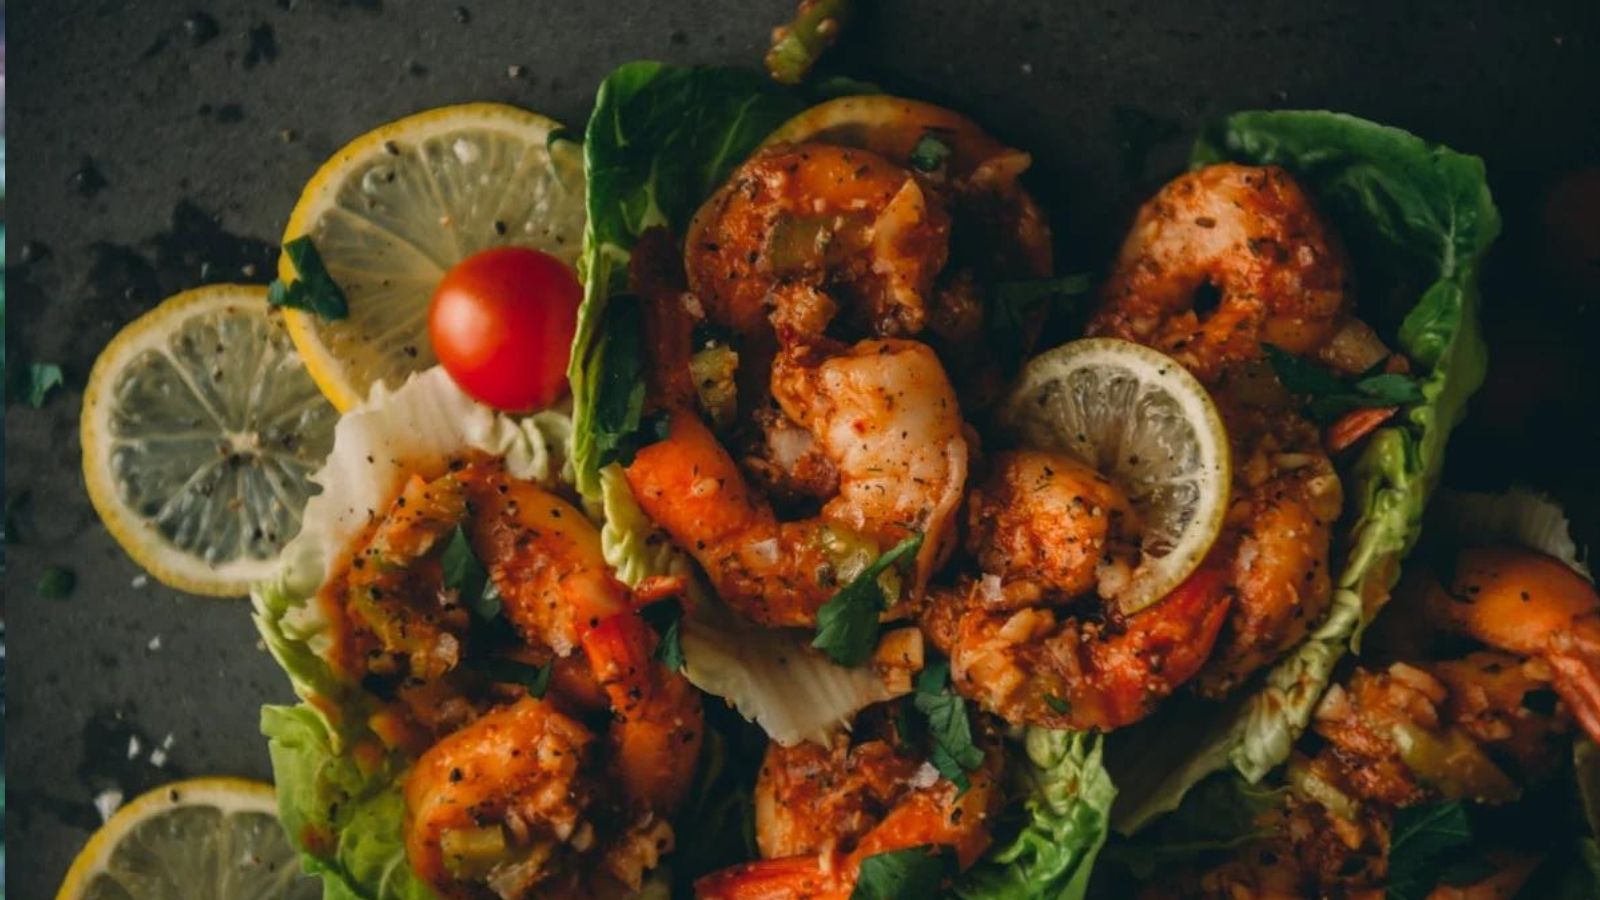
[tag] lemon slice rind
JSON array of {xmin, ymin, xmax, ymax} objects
[
  {"xmin": 999, "ymin": 337, "xmax": 1231, "ymax": 614},
  {"xmin": 54, "ymin": 777, "xmax": 315, "ymax": 900},
  {"xmin": 279, "ymin": 102, "xmax": 585, "ymax": 411},
  {"xmin": 82, "ymin": 285, "xmax": 338, "ymax": 597}
]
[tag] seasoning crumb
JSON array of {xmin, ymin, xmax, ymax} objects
[
  {"xmin": 131, "ymin": 573, "xmax": 150, "ymax": 589},
  {"xmin": 148, "ymin": 635, "xmax": 163, "ymax": 652},
  {"xmin": 94, "ymin": 789, "xmax": 125, "ymax": 823}
]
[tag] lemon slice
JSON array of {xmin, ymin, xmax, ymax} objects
[
  {"xmin": 998, "ymin": 338, "xmax": 1231, "ymax": 613},
  {"xmin": 55, "ymin": 778, "xmax": 318, "ymax": 900},
  {"xmin": 82, "ymin": 285, "xmax": 338, "ymax": 597},
  {"xmin": 280, "ymin": 103, "xmax": 585, "ymax": 410}
]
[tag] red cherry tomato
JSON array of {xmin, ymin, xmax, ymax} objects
[{"xmin": 428, "ymin": 247, "xmax": 581, "ymax": 412}]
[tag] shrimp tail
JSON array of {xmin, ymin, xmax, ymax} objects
[
  {"xmin": 695, "ymin": 854, "xmax": 848, "ymax": 900},
  {"xmin": 583, "ymin": 612, "xmax": 704, "ymax": 814},
  {"xmin": 1548, "ymin": 622, "xmax": 1600, "ymax": 745}
]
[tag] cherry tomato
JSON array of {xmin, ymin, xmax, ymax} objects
[{"xmin": 428, "ymin": 247, "xmax": 581, "ymax": 412}]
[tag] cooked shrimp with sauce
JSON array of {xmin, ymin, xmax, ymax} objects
[
  {"xmin": 623, "ymin": 229, "xmax": 969, "ymax": 626},
  {"xmin": 921, "ymin": 450, "xmax": 1233, "ymax": 731},
  {"xmin": 323, "ymin": 459, "xmax": 703, "ymax": 898},
  {"xmin": 696, "ymin": 706, "xmax": 1005, "ymax": 899}
]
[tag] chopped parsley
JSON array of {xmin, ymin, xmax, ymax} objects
[
  {"xmin": 18, "ymin": 362, "xmax": 65, "ymax": 408},
  {"xmin": 811, "ymin": 533, "xmax": 924, "ymax": 667},
  {"xmin": 641, "ymin": 598, "xmax": 687, "ymax": 672},
  {"xmin": 908, "ymin": 132, "xmax": 953, "ymax": 173},
  {"xmin": 986, "ymin": 274, "xmax": 1092, "ymax": 366},
  {"xmin": 38, "ymin": 566, "xmax": 77, "ymax": 599},
  {"xmin": 1385, "ymin": 801, "xmax": 1474, "ymax": 900},
  {"xmin": 440, "ymin": 526, "xmax": 500, "ymax": 620},
  {"xmin": 1264, "ymin": 344, "xmax": 1423, "ymax": 423},
  {"xmin": 267, "ymin": 236, "xmax": 350, "ymax": 321},
  {"xmin": 913, "ymin": 658, "xmax": 984, "ymax": 792},
  {"xmin": 470, "ymin": 657, "xmax": 554, "ymax": 698},
  {"xmin": 851, "ymin": 845, "xmax": 955, "ymax": 900}
]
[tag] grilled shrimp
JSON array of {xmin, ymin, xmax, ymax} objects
[
  {"xmin": 1197, "ymin": 402, "xmax": 1343, "ymax": 695},
  {"xmin": 624, "ymin": 271, "xmax": 968, "ymax": 626},
  {"xmin": 461, "ymin": 463, "xmax": 704, "ymax": 817},
  {"xmin": 1147, "ymin": 651, "xmax": 1572, "ymax": 899},
  {"xmin": 921, "ymin": 451, "xmax": 1231, "ymax": 730},
  {"xmin": 696, "ymin": 716, "xmax": 1003, "ymax": 899},
  {"xmin": 1090, "ymin": 163, "xmax": 1388, "ymax": 382},
  {"xmin": 686, "ymin": 142, "xmax": 951, "ymax": 344},
  {"xmin": 1423, "ymin": 544, "xmax": 1600, "ymax": 744},
  {"xmin": 334, "ymin": 459, "xmax": 702, "ymax": 897},
  {"xmin": 403, "ymin": 696, "xmax": 674, "ymax": 899}
]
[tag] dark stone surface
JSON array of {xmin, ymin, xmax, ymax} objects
[{"xmin": 3, "ymin": 1, "xmax": 1597, "ymax": 897}]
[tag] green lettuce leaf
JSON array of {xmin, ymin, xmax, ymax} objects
[
  {"xmin": 251, "ymin": 367, "xmax": 571, "ymax": 899},
  {"xmin": 953, "ymin": 729, "xmax": 1116, "ymax": 899},
  {"xmin": 262, "ymin": 705, "xmax": 435, "ymax": 900},
  {"xmin": 1108, "ymin": 111, "xmax": 1496, "ymax": 832},
  {"xmin": 569, "ymin": 62, "xmax": 804, "ymax": 502}
]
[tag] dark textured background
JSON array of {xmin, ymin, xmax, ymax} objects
[{"xmin": 4, "ymin": 1, "xmax": 1598, "ymax": 896}]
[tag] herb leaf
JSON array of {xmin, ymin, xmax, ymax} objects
[
  {"xmin": 1385, "ymin": 801, "xmax": 1474, "ymax": 900},
  {"xmin": 913, "ymin": 659, "xmax": 984, "ymax": 791},
  {"xmin": 471, "ymin": 657, "xmax": 554, "ymax": 698},
  {"xmin": 592, "ymin": 295, "xmax": 673, "ymax": 468},
  {"xmin": 909, "ymin": 133, "xmax": 952, "ymax": 173},
  {"xmin": 38, "ymin": 566, "xmax": 76, "ymax": 599},
  {"xmin": 440, "ymin": 526, "xmax": 501, "ymax": 620},
  {"xmin": 1044, "ymin": 693, "xmax": 1072, "ymax": 715},
  {"xmin": 852, "ymin": 845, "xmax": 954, "ymax": 900},
  {"xmin": 20, "ymin": 363, "xmax": 64, "ymax": 408},
  {"xmin": 987, "ymin": 275, "xmax": 1093, "ymax": 366},
  {"xmin": 267, "ymin": 236, "xmax": 350, "ymax": 321},
  {"xmin": 1264, "ymin": 344, "xmax": 1424, "ymax": 424},
  {"xmin": 641, "ymin": 599, "xmax": 687, "ymax": 671},
  {"xmin": 811, "ymin": 533, "xmax": 924, "ymax": 667}
]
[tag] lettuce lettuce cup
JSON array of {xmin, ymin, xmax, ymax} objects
[{"xmin": 254, "ymin": 368, "xmax": 701, "ymax": 898}]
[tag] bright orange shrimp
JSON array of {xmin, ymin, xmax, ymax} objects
[
  {"xmin": 461, "ymin": 464, "xmax": 703, "ymax": 815},
  {"xmin": 624, "ymin": 332, "xmax": 969, "ymax": 626},
  {"xmin": 686, "ymin": 142, "xmax": 951, "ymax": 344},
  {"xmin": 696, "ymin": 722, "xmax": 1004, "ymax": 899},
  {"xmin": 1425, "ymin": 544, "xmax": 1600, "ymax": 744},
  {"xmin": 1090, "ymin": 163, "xmax": 1387, "ymax": 383},
  {"xmin": 1197, "ymin": 401, "xmax": 1344, "ymax": 696},
  {"xmin": 919, "ymin": 450, "xmax": 1230, "ymax": 730}
]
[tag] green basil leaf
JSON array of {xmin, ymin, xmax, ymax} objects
[
  {"xmin": 852, "ymin": 845, "xmax": 954, "ymax": 900},
  {"xmin": 811, "ymin": 533, "xmax": 923, "ymax": 667},
  {"xmin": 1044, "ymin": 694, "xmax": 1072, "ymax": 715},
  {"xmin": 1265, "ymin": 343, "xmax": 1424, "ymax": 423},
  {"xmin": 1263, "ymin": 343, "xmax": 1347, "ymax": 396},
  {"xmin": 268, "ymin": 236, "xmax": 349, "ymax": 321}
]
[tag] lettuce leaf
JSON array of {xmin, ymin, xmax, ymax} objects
[
  {"xmin": 251, "ymin": 367, "xmax": 571, "ymax": 899},
  {"xmin": 571, "ymin": 64, "xmax": 901, "ymax": 745},
  {"xmin": 1108, "ymin": 111, "xmax": 1496, "ymax": 832},
  {"xmin": 953, "ymin": 729, "xmax": 1116, "ymax": 900},
  {"xmin": 570, "ymin": 63, "xmax": 804, "ymax": 502}
]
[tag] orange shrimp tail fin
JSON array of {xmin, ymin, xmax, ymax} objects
[
  {"xmin": 1548, "ymin": 623, "xmax": 1600, "ymax": 745},
  {"xmin": 583, "ymin": 612, "xmax": 704, "ymax": 816},
  {"xmin": 695, "ymin": 855, "xmax": 848, "ymax": 900}
]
